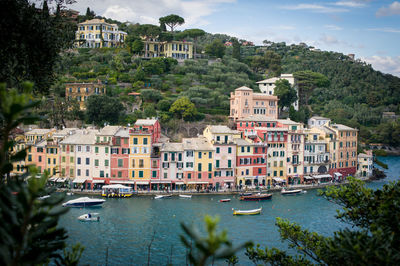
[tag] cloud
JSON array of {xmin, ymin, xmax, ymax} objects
[
  {"xmin": 376, "ymin": 1, "xmax": 400, "ymax": 17},
  {"xmin": 279, "ymin": 3, "xmax": 349, "ymax": 13},
  {"xmin": 333, "ymin": 1, "xmax": 368, "ymax": 7},
  {"xmin": 319, "ymin": 34, "xmax": 339, "ymax": 44},
  {"xmin": 325, "ymin": 24, "xmax": 343, "ymax": 30},
  {"xmin": 368, "ymin": 27, "xmax": 400, "ymax": 33},
  {"xmin": 70, "ymin": 0, "xmax": 235, "ymax": 27},
  {"xmin": 362, "ymin": 55, "xmax": 400, "ymax": 77}
]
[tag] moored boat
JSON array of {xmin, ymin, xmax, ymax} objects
[
  {"xmin": 240, "ymin": 193, "xmax": 272, "ymax": 201},
  {"xmin": 102, "ymin": 184, "xmax": 134, "ymax": 198},
  {"xmin": 220, "ymin": 198, "xmax": 231, "ymax": 202},
  {"xmin": 233, "ymin": 207, "xmax": 262, "ymax": 215},
  {"xmin": 154, "ymin": 195, "xmax": 172, "ymax": 199},
  {"xmin": 281, "ymin": 188, "xmax": 302, "ymax": 195},
  {"xmin": 78, "ymin": 213, "xmax": 100, "ymax": 222},
  {"xmin": 240, "ymin": 192, "xmax": 253, "ymax": 196},
  {"xmin": 62, "ymin": 197, "xmax": 105, "ymax": 207},
  {"xmin": 179, "ymin": 195, "xmax": 192, "ymax": 199}
]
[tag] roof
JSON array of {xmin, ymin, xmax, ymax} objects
[
  {"xmin": 277, "ymin": 119, "xmax": 301, "ymax": 125},
  {"xmin": 79, "ymin": 19, "xmax": 111, "ymax": 25},
  {"xmin": 135, "ymin": 118, "xmax": 158, "ymax": 126},
  {"xmin": 182, "ymin": 137, "xmax": 213, "ymax": 151},
  {"xmin": 253, "ymin": 93, "xmax": 279, "ymax": 99},
  {"xmin": 237, "ymin": 115, "xmax": 278, "ymax": 122},
  {"xmin": 53, "ymin": 128, "xmax": 78, "ymax": 137},
  {"xmin": 115, "ymin": 128, "xmax": 130, "ymax": 138},
  {"xmin": 60, "ymin": 130, "xmax": 98, "ymax": 145},
  {"xmin": 25, "ymin": 128, "xmax": 53, "ymax": 135},
  {"xmin": 255, "ymin": 127, "xmax": 288, "ymax": 132},
  {"xmin": 330, "ymin": 124, "xmax": 358, "ymax": 131},
  {"xmin": 98, "ymin": 126, "xmax": 120, "ymax": 136},
  {"xmin": 234, "ymin": 138, "xmax": 253, "ymax": 146},
  {"xmin": 235, "ymin": 86, "xmax": 252, "ymax": 91},
  {"xmin": 161, "ymin": 143, "xmax": 183, "ymax": 152},
  {"xmin": 207, "ymin": 125, "xmax": 239, "ymax": 134},
  {"xmin": 256, "ymin": 77, "xmax": 280, "ymax": 84},
  {"xmin": 309, "ymin": 116, "xmax": 330, "ymax": 120},
  {"xmin": 358, "ymin": 153, "xmax": 373, "ymax": 158}
]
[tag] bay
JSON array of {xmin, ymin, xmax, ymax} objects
[{"xmin": 59, "ymin": 156, "xmax": 399, "ymax": 265}]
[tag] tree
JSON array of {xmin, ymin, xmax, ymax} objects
[
  {"xmin": 0, "ymin": 83, "xmax": 83, "ymax": 265},
  {"xmin": 205, "ymin": 40, "xmax": 226, "ymax": 58},
  {"xmin": 86, "ymin": 95, "xmax": 124, "ymax": 125},
  {"xmin": 0, "ymin": 0, "xmax": 76, "ymax": 94},
  {"xmin": 140, "ymin": 89, "xmax": 162, "ymax": 102},
  {"xmin": 137, "ymin": 24, "xmax": 161, "ymax": 58},
  {"xmin": 231, "ymin": 38, "xmax": 241, "ymax": 61},
  {"xmin": 274, "ymin": 79, "xmax": 297, "ymax": 113},
  {"xmin": 294, "ymin": 70, "xmax": 330, "ymax": 106},
  {"xmin": 180, "ymin": 29, "xmax": 206, "ymax": 57},
  {"xmin": 250, "ymin": 51, "xmax": 281, "ymax": 76},
  {"xmin": 85, "ymin": 7, "xmax": 95, "ymax": 20},
  {"xmin": 246, "ymin": 178, "xmax": 400, "ymax": 265},
  {"xmin": 169, "ymin": 96, "xmax": 197, "ymax": 121},
  {"xmin": 159, "ymin": 14, "xmax": 185, "ymax": 32}
]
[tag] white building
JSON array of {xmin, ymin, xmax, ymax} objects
[
  {"xmin": 308, "ymin": 116, "xmax": 331, "ymax": 128},
  {"xmin": 256, "ymin": 74, "xmax": 299, "ymax": 110},
  {"xmin": 357, "ymin": 151, "xmax": 373, "ymax": 177}
]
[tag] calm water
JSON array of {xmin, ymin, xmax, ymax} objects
[{"xmin": 59, "ymin": 156, "xmax": 400, "ymax": 265}]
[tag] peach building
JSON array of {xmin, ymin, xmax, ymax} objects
[{"xmin": 230, "ymin": 86, "xmax": 278, "ymax": 121}]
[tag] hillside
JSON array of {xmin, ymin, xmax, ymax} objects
[{"xmin": 48, "ymin": 24, "xmax": 399, "ymax": 146}]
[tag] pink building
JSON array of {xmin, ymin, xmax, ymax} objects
[
  {"xmin": 110, "ymin": 128, "xmax": 130, "ymax": 180},
  {"xmin": 230, "ymin": 86, "xmax": 278, "ymax": 121}
]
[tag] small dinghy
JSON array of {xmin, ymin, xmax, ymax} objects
[
  {"xmin": 38, "ymin": 195, "xmax": 50, "ymax": 200},
  {"xmin": 78, "ymin": 213, "xmax": 100, "ymax": 222},
  {"xmin": 154, "ymin": 195, "xmax": 172, "ymax": 199},
  {"xmin": 281, "ymin": 188, "xmax": 302, "ymax": 195},
  {"xmin": 179, "ymin": 195, "xmax": 192, "ymax": 199},
  {"xmin": 220, "ymin": 198, "xmax": 231, "ymax": 202},
  {"xmin": 233, "ymin": 207, "xmax": 262, "ymax": 215}
]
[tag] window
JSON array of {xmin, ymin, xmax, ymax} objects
[
  {"xmin": 152, "ymin": 171, "xmax": 157, "ymax": 178},
  {"xmin": 132, "ymin": 171, "xmax": 135, "ymax": 178},
  {"xmin": 178, "ymin": 153, "xmax": 182, "ymax": 161},
  {"xmin": 198, "ymin": 152, "xmax": 202, "ymax": 159},
  {"xmin": 216, "ymin": 136, "xmax": 220, "ymax": 141},
  {"xmin": 111, "ymin": 148, "xmax": 119, "ymax": 154},
  {"xmin": 86, "ymin": 169, "xmax": 89, "ymax": 176},
  {"xmin": 208, "ymin": 173, "xmax": 212, "ymax": 179},
  {"xmin": 118, "ymin": 159, "xmax": 123, "ymax": 167},
  {"xmin": 86, "ymin": 158, "xmax": 90, "ymax": 165},
  {"xmin": 39, "ymin": 156, "xmax": 42, "ymax": 162},
  {"xmin": 216, "ymin": 147, "xmax": 220, "ymax": 154},
  {"xmin": 139, "ymin": 171, "xmax": 143, "ymax": 178},
  {"xmin": 105, "ymin": 159, "xmax": 109, "ymax": 166},
  {"xmin": 258, "ymin": 168, "xmax": 262, "ymax": 174},
  {"xmin": 86, "ymin": 146, "xmax": 90, "ymax": 152},
  {"xmin": 228, "ymin": 160, "xmax": 232, "ymax": 168},
  {"xmin": 133, "ymin": 138, "xmax": 138, "ymax": 144},
  {"xmin": 143, "ymin": 138, "xmax": 148, "ymax": 145},
  {"xmin": 198, "ymin": 163, "xmax": 202, "ymax": 171},
  {"xmin": 198, "ymin": 173, "xmax": 201, "ymax": 179},
  {"xmin": 28, "ymin": 155, "xmax": 32, "ymax": 162},
  {"xmin": 95, "ymin": 147, "xmax": 99, "ymax": 153},
  {"xmin": 208, "ymin": 163, "xmax": 212, "ymax": 171},
  {"xmin": 228, "ymin": 147, "xmax": 232, "ymax": 153},
  {"xmin": 48, "ymin": 158, "xmax": 51, "ymax": 164},
  {"xmin": 188, "ymin": 173, "xmax": 192, "ymax": 179},
  {"xmin": 216, "ymin": 160, "xmax": 220, "ymax": 168},
  {"xmin": 164, "ymin": 153, "xmax": 168, "ymax": 161},
  {"xmin": 77, "ymin": 157, "xmax": 81, "ymax": 164},
  {"xmin": 105, "ymin": 147, "xmax": 109, "ymax": 153},
  {"xmin": 139, "ymin": 159, "xmax": 144, "ymax": 167},
  {"xmin": 95, "ymin": 159, "xmax": 99, "ymax": 166},
  {"xmin": 77, "ymin": 169, "xmax": 81, "ymax": 176},
  {"xmin": 279, "ymin": 170, "xmax": 283, "ymax": 176}
]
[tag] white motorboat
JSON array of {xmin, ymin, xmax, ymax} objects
[
  {"xmin": 233, "ymin": 207, "xmax": 262, "ymax": 215},
  {"xmin": 62, "ymin": 197, "xmax": 105, "ymax": 207},
  {"xmin": 78, "ymin": 213, "xmax": 100, "ymax": 222},
  {"xmin": 66, "ymin": 192, "xmax": 74, "ymax": 196},
  {"xmin": 281, "ymin": 188, "xmax": 302, "ymax": 195},
  {"xmin": 179, "ymin": 195, "xmax": 192, "ymax": 199},
  {"xmin": 38, "ymin": 195, "xmax": 50, "ymax": 200},
  {"xmin": 154, "ymin": 195, "xmax": 172, "ymax": 199}
]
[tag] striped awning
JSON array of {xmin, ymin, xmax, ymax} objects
[{"xmin": 72, "ymin": 177, "xmax": 87, "ymax": 183}]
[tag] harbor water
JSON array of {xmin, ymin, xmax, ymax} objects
[{"xmin": 59, "ymin": 156, "xmax": 400, "ymax": 265}]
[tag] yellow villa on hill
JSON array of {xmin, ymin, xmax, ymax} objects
[{"xmin": 143, "ymin": 39, "xmax": 194, "ymax": 59}]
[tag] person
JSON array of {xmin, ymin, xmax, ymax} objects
[{"xmin": 88, "ymin": 213, "xmax": 91, "ymax": 218}]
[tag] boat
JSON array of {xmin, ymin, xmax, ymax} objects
[
  {"xmin": 233, "ymin": 207, "xmax": 262, "ymax": 215},
  {"xmin": 62, "ymin": 197, "xmax": 105, "ymax": 207},
  {"xmin": 220, "ymin": 198, "xmax": 231, "ymax": 202},
  {"xmin": 154, "ymin": 195, "xmax": 172, "ymax": 199},
  {"xmin": 66, "ymin": 192, "xmax": 74, "ymax": 196},
  {"xmin": 179, "ymin": 195, "xmax": 192, "ymax": 199},
  {"xmin": 240, "ymin": 193, "xmax": 272, "ymax": 201},
  {"xmin": 38, "ymin": 195, "xmax": 50, "ymax": 200},
  {"xmin": 102, "ymin": 184, "xmax": 134, "ymax": 198},
  {"xmin": 240, "ymin": 192, "xmax": 253, "ymax": 196},
  {"xmin": 78, "ymin": 213, "xmax": 100, "ymax": 222},
  {"xmin": 281, "ymin": 188, "xmax": 303, "ymax": 195}
]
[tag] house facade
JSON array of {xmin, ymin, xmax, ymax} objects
[{"xmin": 65, "ymin": 81, "xmax": 106, "ymax": 110}]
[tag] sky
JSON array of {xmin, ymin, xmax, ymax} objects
[{"xmin": 67, "ymin": 0, "xmax": 400, "ymax": 77}]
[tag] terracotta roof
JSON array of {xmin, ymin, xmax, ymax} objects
[
  {"xmin": 207, "ymin": 125, "xmax": 239, "ymax": 134},
  {"xmin": 135, "ymin": 119, "xmax": 158, "ymax": 126},
  {"xmin": 235, "ymin": 86, "xmax": 252, "ymax": 91}
]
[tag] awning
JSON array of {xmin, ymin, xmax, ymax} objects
[
  {"xmin": 304, "ymin": 176, "xmax": 313, "ymax": 180},
  {"xmin": 187, "ymin": 181, "xmax": 210, "ymax": 184},
  {"xmin": 273, "ymin": 177, "xmax": 284, "ymax": 182},
  {"xmin": 313, "ymin": 174, "xmax": 332, "ymax": 179},
  {"xmin": 224, "ymin": 180, "xmax": 234, "ymax": 183},
  {"xmin": 56, "ymin": 178, "xmax": 66, "ymax": 183},
  {"xmin": 175, "ymin": 181, "xmax": 185, "ymax": 185},
  {"xmin": 110, "ymin": 180, "xmax": 135, "ymax": 184},
  {"xmin": 151, "ymin": 180, "xmax": 172, "ymax": 184},
  {"xmin": 49, "ymin": 177, "xmax": 57, "ymax": 181},
  {"xmin": 92, "ymin": 180, "xmax": 105, "ymax": 184},
  {"xmin": 136, "ymin": 181, "xmax": 149, "ymax": 185},
  {"xmin": 73, "ymin": 177, "xmax": 87, "ymax": 183},
  {"xmin": 334, "ymin": 172, "xmax": 343, "ymax": 177}
]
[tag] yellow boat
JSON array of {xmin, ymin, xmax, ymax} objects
[{"xmin": 233, "ymin": 207, "xmax": 262, "ymax": 215}]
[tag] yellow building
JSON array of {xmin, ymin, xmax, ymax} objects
[
  {"xmin": 188, "ymin": 137, "xmax": 214, "ymax": 189},
  {"xmin": 65, "ymin": 81, "xmax": 106, "ymax": 110},
  {"xmin": 143, "ymin": 39, "xmax": 193, "ymax": 59},
  {"xmin": 75, "ymin": 19, "xmax": 127, "ymax": 48},
  {"xmin": 129, "ymin": 130, "xmax": 152, "ymax": 189},
  {"xmin": 11, "ymin": 135, "xmax": 26, "ymax": 176},
  {"xmin": 45, "ymin": 140, "xmax": 59, "ymax": 177}
]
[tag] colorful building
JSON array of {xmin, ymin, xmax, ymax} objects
[
  {"xmin": 230, "ymin": 86, "xmax": 278, "ymax": 121},
  {"xmin": 142, "ymin": 39, "xmax": 193, "ymax": 59},
  {"xmin": 110, "ymin": 127, "xmax": 130, "ymax": 180},
  {"xmin": 75, "ymin": 19, "xmax": 127, "ymax": 48},
  {"xmin": 357, "ymin": 150, "xmax": 373, "ymax": 177}
]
